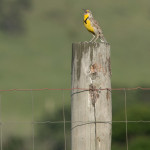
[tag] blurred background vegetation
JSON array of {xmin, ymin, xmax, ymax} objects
[{"xmin": 0, "ymin": 0, "xmax": 150, "ymax": 149}]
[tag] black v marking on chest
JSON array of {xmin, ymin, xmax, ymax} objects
[{"xmin": 84, "ymin": 17, "xmax": 89, "ymax": 24}]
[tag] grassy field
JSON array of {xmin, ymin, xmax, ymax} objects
[
  {"xmin": 1, "ymin": 0, "xmax": 150, "ymax": 90},
  {"xmin": 0, "ymin": 0, "xmax": 150, "ymax": 148}
]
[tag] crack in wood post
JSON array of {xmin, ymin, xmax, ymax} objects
[
  {"xmin": 89, "ymin": 84, "xmax": 99, "ymax": 106},
  {"xmin": 94, "ymin": 105, "xmax": 97, "ymax": 150}
]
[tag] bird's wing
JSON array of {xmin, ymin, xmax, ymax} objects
[
  {"xmin": 90, "ymin": 18, "xmax": 103, "ymax": 33},
  {"xmin": 90, "ymin": 17, "xmax": 107, "ymax": 42}
]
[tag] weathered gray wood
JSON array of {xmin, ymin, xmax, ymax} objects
[{"xmin": 71, "ymin": 42, "xmax": 112, "ymax": 150}]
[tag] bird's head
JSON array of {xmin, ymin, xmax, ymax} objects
[{"xmin": 83, "ymin": 9, "xmax": 92, "ymax": 17}]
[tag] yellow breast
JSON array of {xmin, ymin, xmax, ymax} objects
[{"xmin": 83, "ymin": 14, "xmax": 95, "ymax": 34}]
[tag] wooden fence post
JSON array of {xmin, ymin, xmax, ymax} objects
[{"xmin": 71, "ymin": 42, "xmax": 112, "ymax": 150}]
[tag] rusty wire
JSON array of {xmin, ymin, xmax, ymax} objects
[{"xmin": 0, "ymin": 86, "xmax": 150, "ymax": 92}]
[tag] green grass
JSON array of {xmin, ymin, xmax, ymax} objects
[{"xmin": 0, "ymin": 0, "xmax": 150, "ymax": 89}]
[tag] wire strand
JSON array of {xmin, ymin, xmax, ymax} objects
[
  {"xmin": 62, "ymin": 91, "xmax": 67, "ymax": 150},
  {"xmin": 124, "ymin": 89, "xmax": 128, "ymax": 150},
  {"xmin": 31, "ymin": 90, "xmax": 35, "ymax": 150},
  {"xmin": 0, "ymin": 120, "xmax": 149, "ymax": 125},
  {"xmin": 0, "ymin": 95, "xmax": 2, "ymax": 150},
  {"xmin": 0, "ymin": 86, "xmax": 150, "ymax": 92}
]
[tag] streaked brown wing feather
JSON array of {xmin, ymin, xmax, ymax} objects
[{"xmin": 90, "ymin": 18, "xmax": 103, "ymax": 33}]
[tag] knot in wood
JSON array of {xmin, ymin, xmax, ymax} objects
[{"xmin": 89, "ymin": 63, "xmax": 98, "ymax": 80}]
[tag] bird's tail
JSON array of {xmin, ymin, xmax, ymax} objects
[{"xmin": 100, "ymin": 34, "xmax": 108, "ymax": 43}]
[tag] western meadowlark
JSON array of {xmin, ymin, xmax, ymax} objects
[{"xmin": 83, "ymin": 9, "xmax": 107, "ymax": 43}]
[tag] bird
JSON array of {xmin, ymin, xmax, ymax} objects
[{"xmin": 83, "ymin": 9, "xmax": 107, "ymax": 43}]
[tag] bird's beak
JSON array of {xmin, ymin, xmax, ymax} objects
[{"xmin": 82, "ymin": 9, "xmax": 87, "ymax": 13}]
